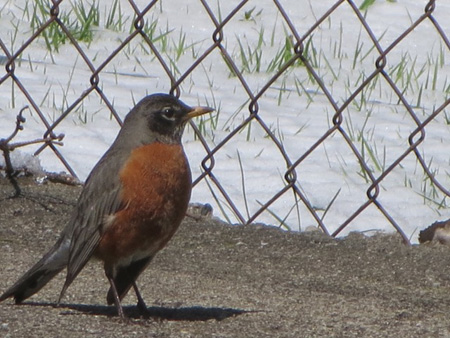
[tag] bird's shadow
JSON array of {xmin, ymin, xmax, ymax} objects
[{"xmin": 21, "ymin": 301, "xmax": 251, "ymax": 321}]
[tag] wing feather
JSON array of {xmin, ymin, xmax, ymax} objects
[{"xmin": 58, "ymin": 148, "xmax": 127, "ymax": 301}]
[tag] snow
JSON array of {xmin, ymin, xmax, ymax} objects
[{"xmin": 0, "ymin": 0, "xmax": 449, "ymax": 243}]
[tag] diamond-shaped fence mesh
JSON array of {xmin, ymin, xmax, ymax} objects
[{"xmin": 0, "ymin": 0, "xmax": 449, "ymax": 244}]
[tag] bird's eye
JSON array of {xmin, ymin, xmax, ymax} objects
[{"xmin": 161, "ymin": 107, "xmax": 176, "ymax": 121}]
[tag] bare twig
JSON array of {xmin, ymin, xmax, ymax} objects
[{"xmin": 0, "ymin": 106, "xmax": 65, "ymax": 196}]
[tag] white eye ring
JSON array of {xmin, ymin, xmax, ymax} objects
[{"xmin": 161, "ymin": 107, "xmax": 176, "ymax": 121}]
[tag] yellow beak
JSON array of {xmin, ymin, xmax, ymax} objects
[{"xmin": 186, "ymin": 106, "xmax": 214, "ymax": 119}]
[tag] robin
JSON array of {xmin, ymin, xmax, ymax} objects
[{"xmin": 0, "ymin": 93, "xmax": 213, "ymax": 318}]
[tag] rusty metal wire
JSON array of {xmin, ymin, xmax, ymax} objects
[{"xmin": 0, "ymin": 0, "xmax": 448, "ymax": 244}]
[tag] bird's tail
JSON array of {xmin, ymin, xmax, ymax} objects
[{"xmin": 0, "ymin": 238, "xmax": 70, "ymax": 304}]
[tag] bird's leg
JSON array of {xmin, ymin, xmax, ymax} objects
[
  {"xmin": 132, "ymin": 281, "xmax": 149, "ymax": 315},
  {"xmin": 106, "ymin": 274, "xmax": 125, "ymax": 318}
]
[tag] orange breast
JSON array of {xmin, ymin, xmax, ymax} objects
[{"xmin": 96, "ymin": 142, "xmax": 192, "ymax": 266}]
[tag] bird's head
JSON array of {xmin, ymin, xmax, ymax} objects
[{"xmin": 120, "ymin": 93, "xmax": 213, "ymax": 145}]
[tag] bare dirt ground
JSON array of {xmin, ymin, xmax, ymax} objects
[{"xmin": 1, "ymin": 176, "xmax": 450, "ymax": 337}]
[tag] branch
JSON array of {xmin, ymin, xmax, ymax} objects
[{"xmin": 0, "ymin": 107, "xmax": 65, "ymax": 196}]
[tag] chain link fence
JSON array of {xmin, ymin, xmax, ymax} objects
[{"xmin": 0, "ymin": 0, "xmax": 449, "ymax": 244}]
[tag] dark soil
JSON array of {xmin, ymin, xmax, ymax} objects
[{"xmin": 1, "ymin": 176, "xmax": 450, "ymax": 337}]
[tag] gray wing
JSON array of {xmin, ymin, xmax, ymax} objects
[
  {"xmin": 58, "ymin": 148, "xmax": 126, "ymax": 302},
  {"xmin": 0, "ymin": 148, "xmax": 125, "ymax": 304}
]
